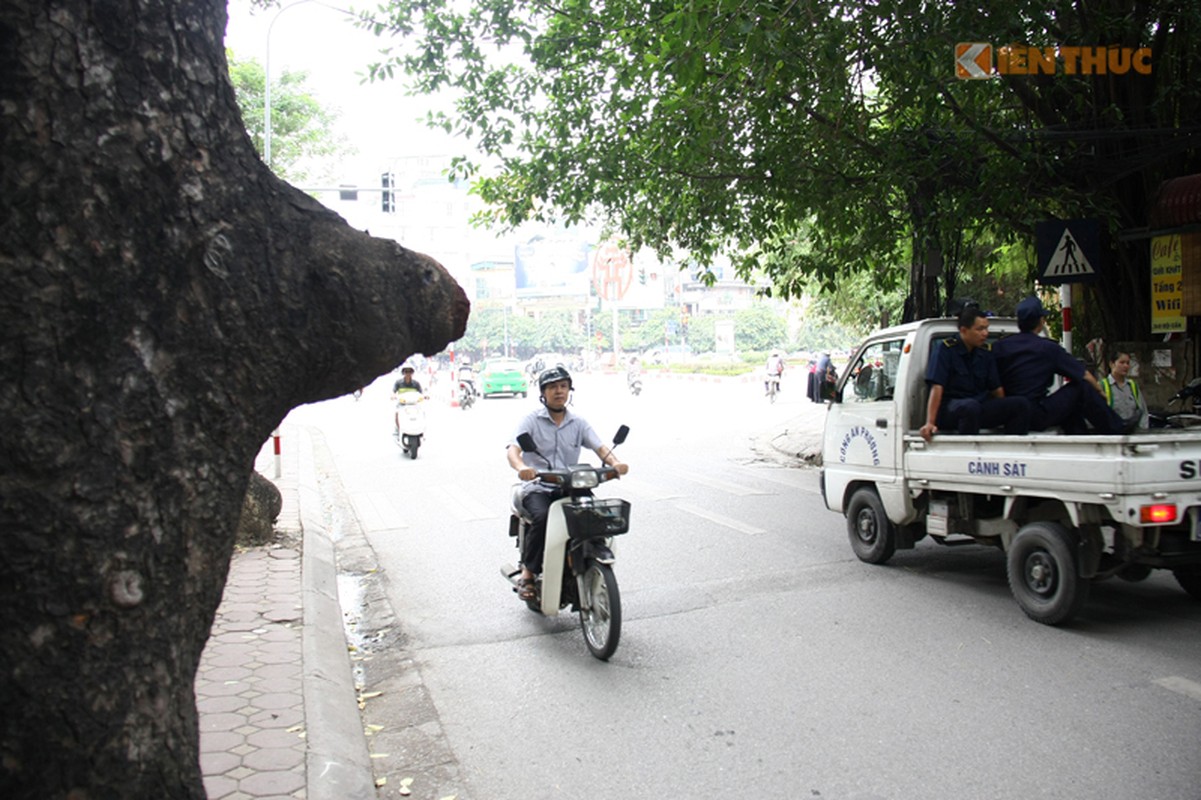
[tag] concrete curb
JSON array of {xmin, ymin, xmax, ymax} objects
[{"xmin": 294, "ymin": 425, "xmax": 377, "ymax": 800}]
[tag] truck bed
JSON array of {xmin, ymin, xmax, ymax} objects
[{"xmin": 903, "ymin": 429, "xmax": 1201, "ymax": 506}]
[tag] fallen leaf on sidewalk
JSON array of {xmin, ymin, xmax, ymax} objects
[
  {"xmin": 286, "ymin": 724, "xmax": 304, "ymax": 733},
  {"xmin": 365, "ymin": 724, "xmax": 384, "ymax": 734},
  {"xmin": 359, "ymin": 691, "xmax": 382, "ymax": 700},
  {"xmin": 374, "ymin": 777, "xmax": 387, "ymax": 788},
  {"xmin": 398, "ymin": 777, "xmax": 414, "ymax": 796},
  {"xmin": 370, "ymin": 753, "xmax": 390, "ymax": 759}
]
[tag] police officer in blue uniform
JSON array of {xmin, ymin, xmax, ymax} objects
[
  {"xmin": 994, "ymin": 296, "xmax": 1125, "ymax": 434},
  {"xmin": 920, "ymin": 306, "xmax": 1031, "ymax": 442}
]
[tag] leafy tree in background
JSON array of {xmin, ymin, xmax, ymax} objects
[
  {"xmin": 685, "ymin": 315, "xmax": 717, "ymax": 353},
  {"xmin": 734, "ymin": 305, "xmax": 788, "ymax": 352},
  {"xmin": 459, "ymin": 307, "xmax": 525, "ymax": 358},
  {"xmin": 790, "ymin": 314, "xmax": 863, "ymax": 356},
  {"xmin": 533, "ymin": 311, "xmax": 586, "ymax": 355},
  {"xmin": 362, "ymin": 0, "xmax": 1200, "ymax": 342},
  {"xmin": 228, "ymin": 51, "xmax": 353, "ymax": 184},
  {"xmin": 628, "ymin": 308, "xmax": 687, "ymax": 352}
]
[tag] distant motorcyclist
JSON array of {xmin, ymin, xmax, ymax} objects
[
  {"xmin": 392, "ymin": 364, "xmax": 423, "ymax": 439},
  {"xmin": 626, "ymin": 355, "xmax": 643, "ymax": 395},
  {"xmin": 626, "ymin": 354, "xmax": 641, "ymax": 379},
  {"xmin": 505, "ymin": 366, "xmax": 629, "ymax": 600},
  {"xmin": 458, "ymin": 355, "xmax": 476, "ymax": 394},
  {"xmin": 393, "ymin": 364, "xmax": 423, "ymax": 395},
  {"xmin": 765, "ymin": 350, "xmax": 785, "ymax": 395}
]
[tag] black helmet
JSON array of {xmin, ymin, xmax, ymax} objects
[{"xmin": 537, "ymin": 365, "xmax": 573, "ymax": 391}]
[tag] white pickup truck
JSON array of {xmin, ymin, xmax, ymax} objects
[{"xmin": 820, "ymin": 316, "xmax": 1201, "ymax": 624}]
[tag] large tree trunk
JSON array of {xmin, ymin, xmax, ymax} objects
[{"xmin": 0, "ymin": 1, "xmax": 468, "ymax": 797}]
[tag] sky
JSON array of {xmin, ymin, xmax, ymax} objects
[
  {"xmin": 221, "ymin": 1, "xmax": 635, "ymax": 296},
  {"xmin": 222, "ymin": 0, "xmax": 468, "ymax": 186}
]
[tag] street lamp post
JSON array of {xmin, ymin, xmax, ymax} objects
[
  {"xmin": 263, "ymin": 0, "xmax": 321, "ymax": 170},
  {"xmin": 263, "ymin": 0, "xmax": 320, "ymax": 474}
]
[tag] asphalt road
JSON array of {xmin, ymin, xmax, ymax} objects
[{"xmin": 288, "ymin": 369, "xmax": 1201, "ymax": 800}]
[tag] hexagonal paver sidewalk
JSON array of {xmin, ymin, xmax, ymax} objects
[{"xmin": 196, "ymin": 547, "xmax": 306, "ymax": 799}]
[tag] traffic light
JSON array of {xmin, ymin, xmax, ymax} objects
[{"xmin": 380, "ymin": 171, "xmax": 395, "ymax": 213}]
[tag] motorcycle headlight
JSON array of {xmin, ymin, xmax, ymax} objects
[{"xmin": 570, "ymin": 469, "xmax": 599, "ymax": 489}]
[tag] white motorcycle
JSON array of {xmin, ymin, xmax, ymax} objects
[
  {"xmin": 627, "ymin": 367, "xmax": 643, "ymax": 396},
  {"xmin": 394, "ymin": 390, "xmax": 426, "ymax": 459},
  {"xmin": 457, "ymin": 369, "xmax": 478, "ymax": 410},
  {"xmin": 502, "ymin": 426, "xmax": 631, "ymax": 661}
]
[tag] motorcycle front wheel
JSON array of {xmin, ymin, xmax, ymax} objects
[{"xmin": 579, "ymin": 562, "xmax": 621, "ymax": 661}]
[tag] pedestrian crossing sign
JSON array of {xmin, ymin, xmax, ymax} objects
[{"xmin": 1036, "ymin": 219, "xmax": 1101, "ymax": 284}]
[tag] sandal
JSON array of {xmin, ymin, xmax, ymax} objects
[{"xmin": 517, "ymin": 577, "xmax": 537, "ymax": 601}]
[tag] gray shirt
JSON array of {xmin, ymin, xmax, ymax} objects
[
  {"xmin": 1104, "ymin": 374, "xmax": 1148, "ymax": 429},
  {"xmin": 511, "ymin": 406, "xmax": 602, "ymax": 495}
]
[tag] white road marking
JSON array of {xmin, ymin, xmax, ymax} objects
[
  {"xmin": 674, "ymin": 502, "xmax": 766, "ymax": 535},
  {"xmin": 674, "ymin": 469, "xmax": 773, "ymax": 496},
  {"xmin": 609, "ymin": 479, "xmax": 683, "ymax": 502},
  {"xmin": 730, "ymin": 465, "xmax": 822, "ymax": 494},
  {"xmin": 1154, "ymin": 676, "xmax": 1201, "ymax": 703}
]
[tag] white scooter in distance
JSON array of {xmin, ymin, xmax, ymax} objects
[
  {"xmin": 503, "ymin": 425, "xmax": 631, "ymax": 661},
  {"xmin": 394, "ymin": 389, "xmax": 426, "ymax": 459}
]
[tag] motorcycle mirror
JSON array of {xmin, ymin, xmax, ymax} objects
[
  {"xmin": 517, "ymin": 433, "xmax": 538, "ymax": 453},
  {"xmin": 613, "ymin": 425, "xmax": 629, "ymax": 446}
]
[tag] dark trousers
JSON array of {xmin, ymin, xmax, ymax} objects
[
  {"xmin": 520, "ymin": 489, "xmax": 564, "ymax": 574},
  {"xmin": 939, "ymin": 396, "xmax": 1031, "ymax": 435},
  {"xmin": 1034, "ymin": 382, "xmax": 1124, "ymax": 434}
]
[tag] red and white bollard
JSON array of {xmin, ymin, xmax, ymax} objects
[{"xmin": 272, "ymin": 427, "xmax": 281, "ymax": 479}]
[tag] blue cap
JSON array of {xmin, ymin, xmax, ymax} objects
[{"xmin": 1016, "ymin": 296, "xmax": 1048, "ymax": 327}]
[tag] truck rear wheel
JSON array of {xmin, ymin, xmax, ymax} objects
[
  {"xmin": 1007, "ymin": 522, "xmax": 1089, "ymax": 625},
  {"xmin": 1173, "ymin": 567, "xmax": 1201, "ymax": 601},
  {"xmin": 846, "ymin": 488, "xmax": 896, "ymax": 564}
]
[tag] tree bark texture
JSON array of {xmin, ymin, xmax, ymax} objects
[{"xmin": 0, "ymin": 1, "xmax": 469, "ymax": 797}]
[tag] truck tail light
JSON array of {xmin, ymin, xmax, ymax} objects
[{"xmin": 1140, "ymin": 504, "xmax": 1178, "ymax": 524}]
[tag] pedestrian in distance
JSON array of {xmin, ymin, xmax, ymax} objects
[
  {"xmin": 1102, "ymin": 351, "xmax": 1148, "ymax": 431},
  {"xmin": 993, "ymin": 296, "xmax": 1127, "ymax": 434},
  {"xmin": 808, "ymin": 353, "xmax": 837, "ymax": 403},
  {"xmin": 920, "ymin": 306, "xmax": 1031, "ymax": 442}
]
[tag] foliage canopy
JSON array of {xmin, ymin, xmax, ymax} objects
[
  {"xmin": 228, "ymin": 51, "xmax": 353, "ymax": 184},
  {"xmin": 362, "ymin": 0, "xmax": 1200, "ymax": 339}
]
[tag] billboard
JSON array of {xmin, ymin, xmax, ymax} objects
[{"xmin": 514, "ymin": 235, "xmax": 592, "ymax": 299}]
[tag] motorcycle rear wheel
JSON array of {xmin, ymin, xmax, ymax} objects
[{"xmin": 579, "ymin": 563, "xmax": 621, "ymax": 661}]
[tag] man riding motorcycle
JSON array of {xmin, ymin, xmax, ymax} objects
[
  {"xmin": 392, "ymin": 364, "xmax": 423, "ymax": 438},
  {"xmin": 505, "ymin": 366, "xmax": 629, "ymax": 601}
]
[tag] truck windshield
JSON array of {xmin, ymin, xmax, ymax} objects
[{"xmin": 845, "ymin": 339, "xmax": 904, "ymax": 404}]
